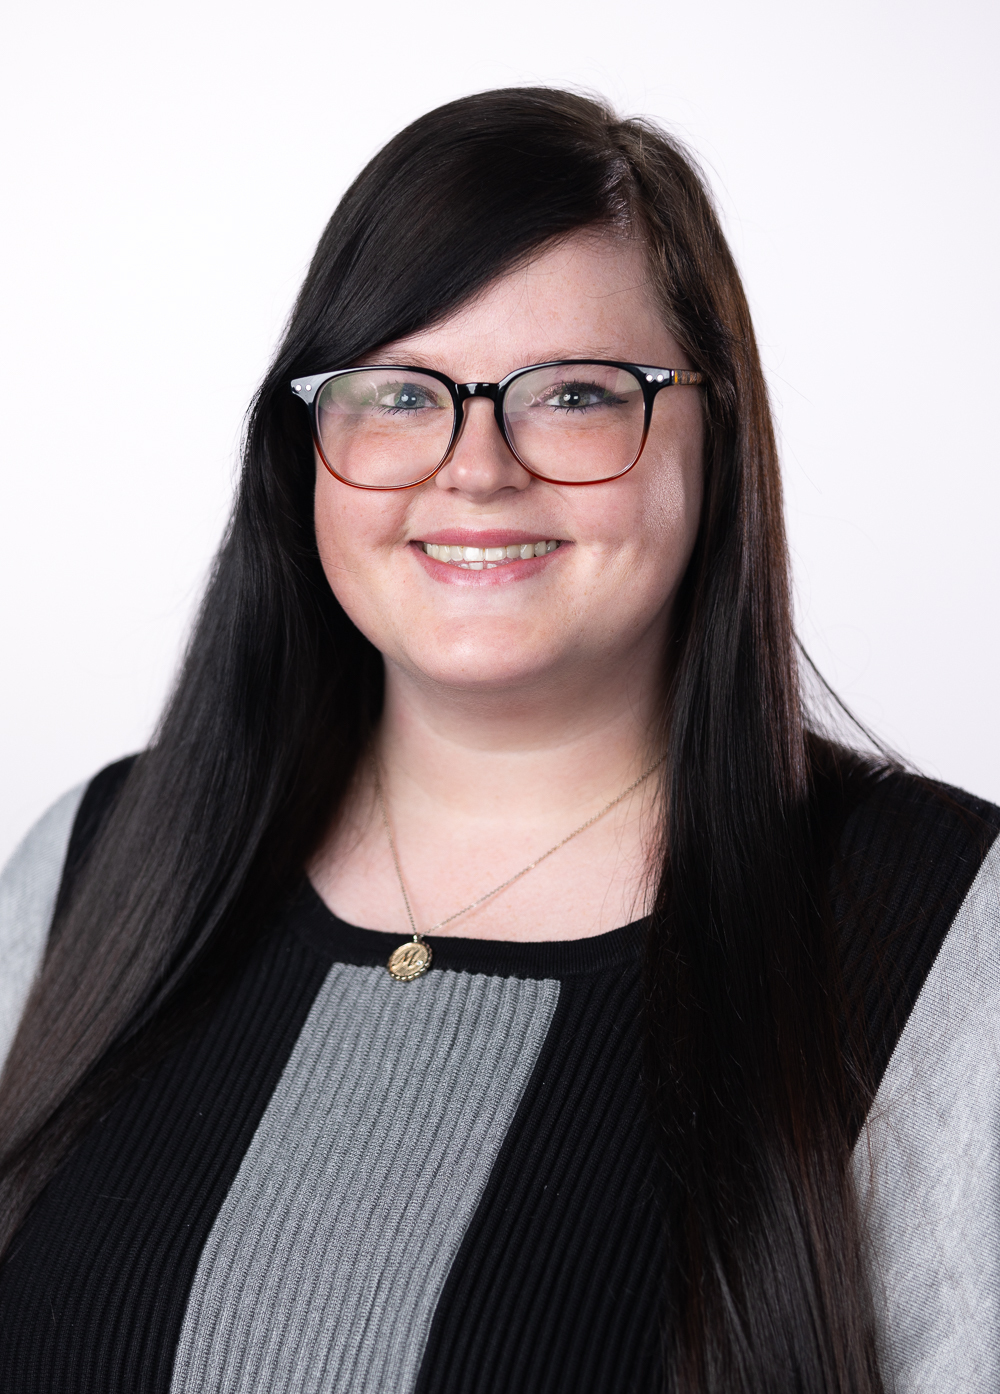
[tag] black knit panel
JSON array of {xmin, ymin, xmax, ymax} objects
[
  {"xmin": 832, "ymin": 772, "xmax": 1000, "ymax": 1133},
  {"xmin": 415, "ymin": 959, "xmax": 663, "ymax": 1394},
  {"xmin": 414, "ymin": 772, "xmax": 1000, "ymax": 1392},
  {"xmin": 2, "ymin": 763, "xmax": 996, "ymax": 1391},
  {"xmin": 0, "ymin": 923, "xmax": 330, "ymax": 1394}
]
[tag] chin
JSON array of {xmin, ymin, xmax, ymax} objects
[{"xmin": 399, "ymin": 636, "xmax": 560, "ymax": 692}]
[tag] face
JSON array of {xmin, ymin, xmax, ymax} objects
[{"xmin": 313, "ymin": 231, "xmax": 704, "ymax": 703}]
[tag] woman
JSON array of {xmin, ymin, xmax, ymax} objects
[{"xmin": 0, "ymin": 88, "xmax": 997, "ymax": 1394}]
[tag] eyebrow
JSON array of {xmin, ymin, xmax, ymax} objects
[{"xmin": 354, "ymin": 349, "xmax": 632, "ymax": 373}]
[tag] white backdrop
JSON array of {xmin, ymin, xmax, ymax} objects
[{"xmin": 2, "ymin": 0, "xmax": 997, "ymax": 864}]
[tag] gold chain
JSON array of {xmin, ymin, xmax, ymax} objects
[{"xmin": 372, "ymin": 748, "xmax": 666, "ymax": 940}]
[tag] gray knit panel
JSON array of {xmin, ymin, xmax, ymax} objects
[
  {"xmin": 0, "ymin": 783, "xmax": 85, "ymax": 1073},
  {"xmin": 170, "ymin": 961, "xmax": 559, "ymax": 1394},
  {"xmin": 854, "ymin": 834, "xmax": 1000, "ymax": 1392}
]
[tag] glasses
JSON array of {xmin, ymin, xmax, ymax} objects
[{"xmin": 290, "ymin": 359, "xmax": 705, "ymax": 490}]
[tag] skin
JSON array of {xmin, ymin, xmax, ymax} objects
[{"xmin": 309, "ymin": 229, "xmax": 704, "ymax": 941}]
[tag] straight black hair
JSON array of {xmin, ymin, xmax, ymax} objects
[{"xmin": 0, "ymin": 88, "xmax": 883, "ymax": 1391}]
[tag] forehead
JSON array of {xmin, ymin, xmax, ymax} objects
[{"xmin": 375, "ymin": 230, "xmax": 679, "ymax": 379}]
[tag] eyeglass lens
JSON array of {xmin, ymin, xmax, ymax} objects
[
  {"xmin": 314, "ymin": 364, "xmax": 646, "ymax": 488},
  {"xmin": 502, "ymin": 365, "xmax": 644, "ymax": 482},
  {"xmin": 316, "ymin": 370, "xmax": 453, "ymax": 489}
]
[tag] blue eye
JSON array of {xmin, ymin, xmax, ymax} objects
[
  {"xmin": 375, "ymin": 382, "xmax": 442, "ymax": 413},
  {"xmin": 541, "ymin": 381, "xmax": 626, "ymax": 412}
]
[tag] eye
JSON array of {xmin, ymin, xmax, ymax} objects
[
  {"xmin": 374, "ymin": 381, "xmax": 444, "ymax": 413},
  {"xmin": 538, "ymin": 380, "xmax": 627, "ymax": 412}
]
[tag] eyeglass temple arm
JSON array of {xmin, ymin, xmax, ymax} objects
[{"xmin": 637, "ymin": 368, "xmax": 704, "ymax": 388}]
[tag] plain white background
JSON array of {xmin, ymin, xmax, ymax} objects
[{"xmin": 1, "ymin": 0, "xmax": 997, "ymax": 865}]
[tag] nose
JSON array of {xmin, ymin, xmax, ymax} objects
[{"xmin": 434, "ymin": 397, "xmax": 532, "ymax": 498}]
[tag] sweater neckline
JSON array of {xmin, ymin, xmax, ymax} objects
[{"xmin": 291, "ymin": 877, "xmax": 648, "ymax": 980}]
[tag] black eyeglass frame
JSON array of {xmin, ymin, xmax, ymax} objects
[{"xmin": 290, "ymin": 359, "xmax": 706, "ymax": 490}]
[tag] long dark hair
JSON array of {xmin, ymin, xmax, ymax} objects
[{"xmin": 0, "ymin": 89, "xmax": 882, "ymax": 1391}]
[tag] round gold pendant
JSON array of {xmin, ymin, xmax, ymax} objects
[{"xmin": 387, "ymin": 937, "xmax": 432, "ymax": 982}]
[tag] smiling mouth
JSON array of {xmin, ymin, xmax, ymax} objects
[{"xmin": 419, "ymin": 540, "xmax": 562, "ymax": 571}]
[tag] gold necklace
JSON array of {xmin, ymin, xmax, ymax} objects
[{"xmin": 373, "ymin": 750, "xmax": 667, "ymax": 981}]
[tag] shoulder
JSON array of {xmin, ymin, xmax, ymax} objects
[
  {"xmin": 833, "ymin": 767, "xmax": 999, "ymax": 1091},
  {"xmin": 836, "ymin": 763, "xmax": 998, "ymax": 892},
  {"xmin": 835, "ymin": 765, "xmax": 998, "ymax": 926},
  {"xmin": 0, "ymin": 757, "xmax": 138, "ymax": 1071},
  {"xmin": 845, "ymin": 772, "xmax": 1000, "ymax": 1387}
]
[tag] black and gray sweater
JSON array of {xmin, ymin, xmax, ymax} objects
[{"xmin": 0, "ymin": 761, "xmax": 998, "ymax": 1392}]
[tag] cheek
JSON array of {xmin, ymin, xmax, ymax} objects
[
  {"xmin": 654, "ymin": 449, "xmax": 703, "ymax": 564},
  {"xmin": 637, "ymin": 403, "xmax": 705, "ymax": 569},
  {"xmin": 589, "ymin": 441, "xmax": 703, "ymax": 578},
  {"xmin": 312, "ymin": 467, "xmax": 405, "ymax": 619},
  {"xmin": 313, "ymin": 469, "xmax": 356, "ymax": 577},
  {"xmin": 585, "ymin": 444, "xmax": 702, "ymax": 637}
]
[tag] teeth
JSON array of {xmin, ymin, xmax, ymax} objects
[{"xmin": 421, "ymin": 540, "xmax": 561, "ymax": 568}]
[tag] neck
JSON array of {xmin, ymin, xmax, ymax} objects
[
  {"xmin": 375, "ymin": 645, "xmax": 665, "ymax": 829},
  {"xmin": 313, "ymin": 637, "xmax": 669, "ymax": 941}
]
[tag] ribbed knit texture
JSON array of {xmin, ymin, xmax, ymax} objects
[
  {"xmin": 170, "ymin": 964, "xmax": 558, "ymax": 1394},
  {"xmin": 832, "ymin": 773, "xmax": 1000, "ymax": 1133},
  {"xmin": 0, "ymin": 922, "xmax": 332, "ymax": 1392},
  {"xmin": 855, "ymin": 836, "xmax": 1000, "ymax": 1389},
  {"xmin": 414, "ymin": 957, "xmax": 663, "ymax": 1394},
  {"xmin": 0, "ymin": 767, "xmax": 997, "ymax": 1393}
]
